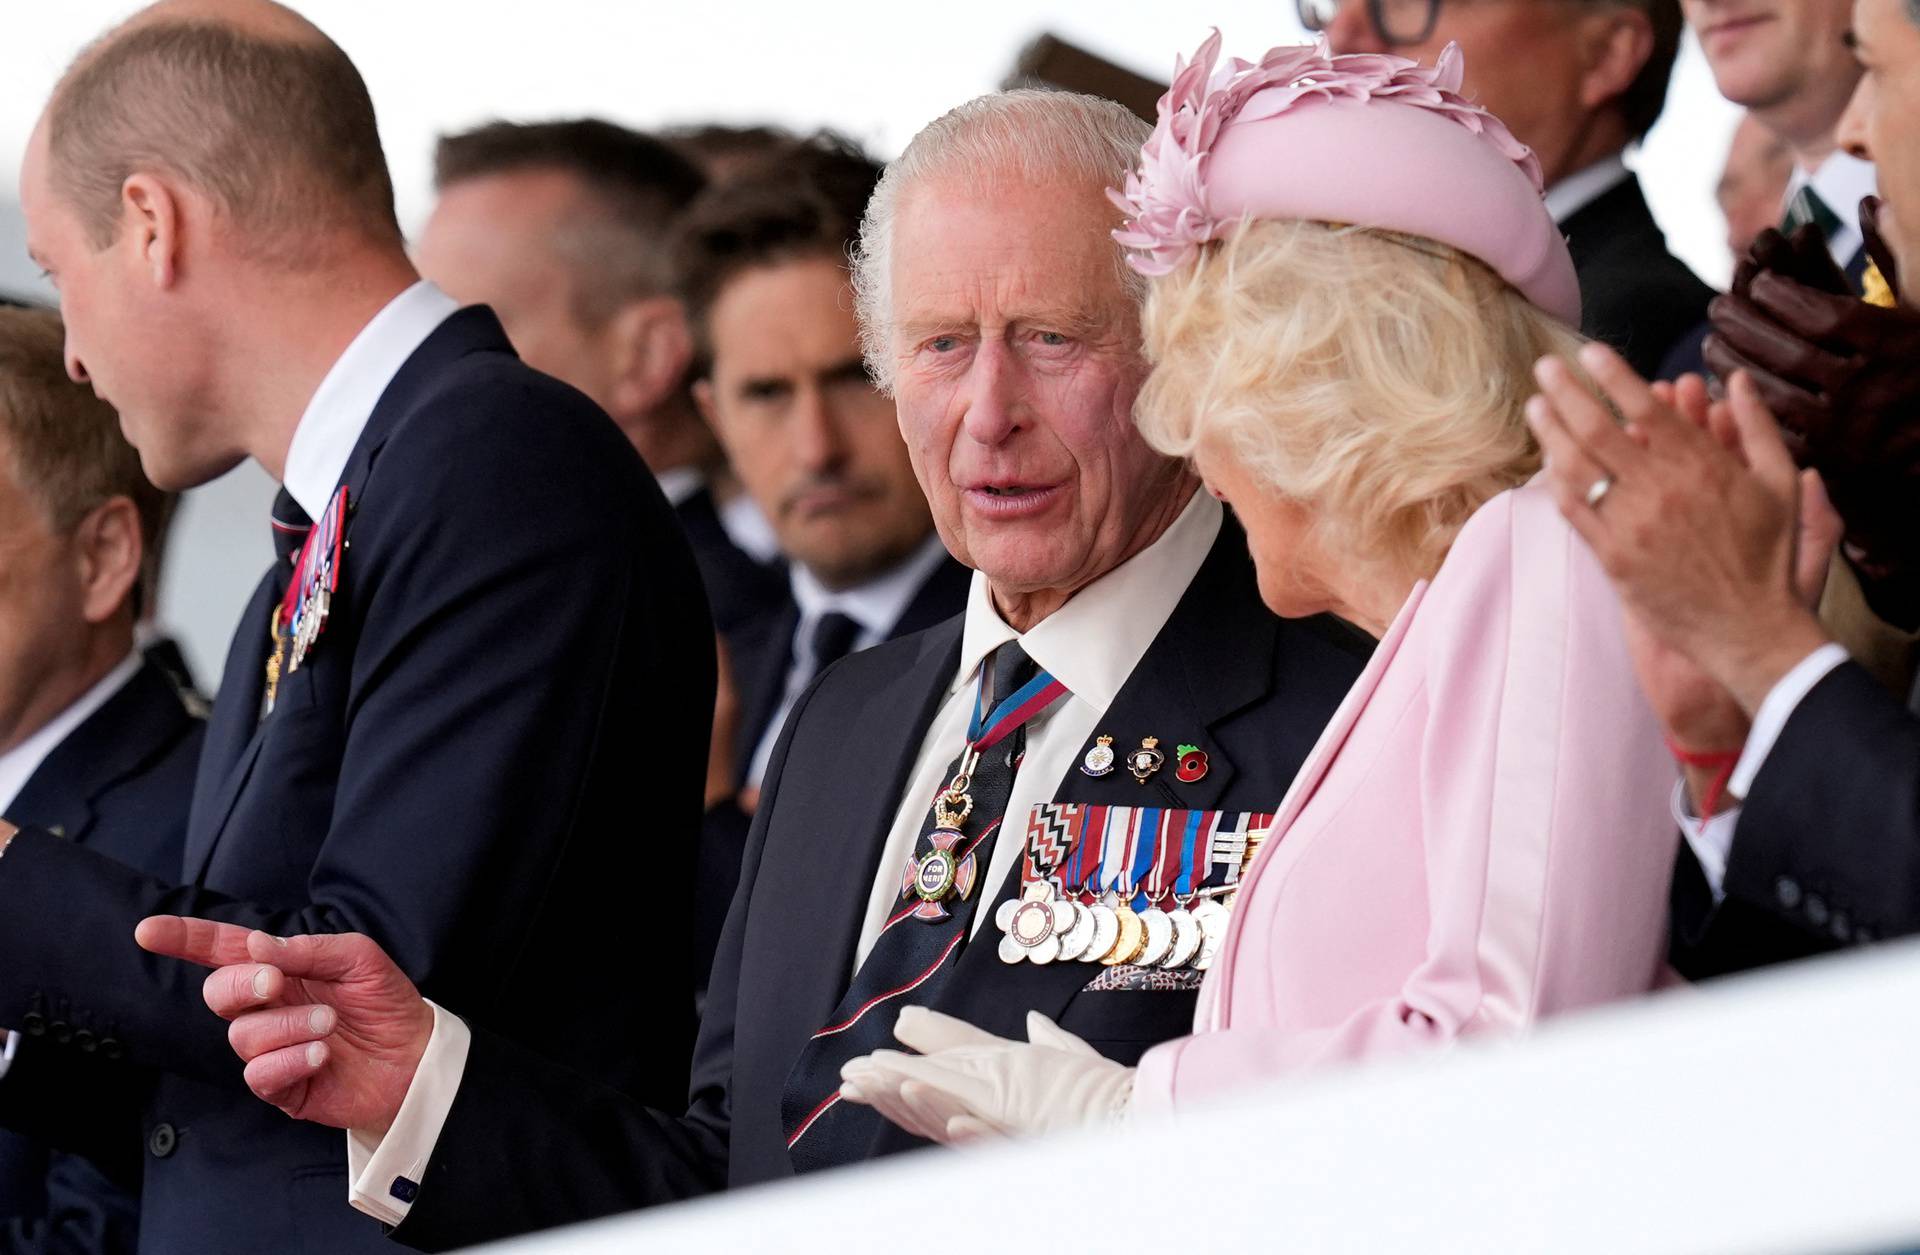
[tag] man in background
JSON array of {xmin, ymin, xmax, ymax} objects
[
  {"xmin": 1685, "ymin": 0, "xmax": 1873, "ymax": 274},
  {"xmin": 417, "ymin": 118, "xmax": 786, "ymax": 644},
  {"xmin": 1304, "ymin": 0, "xmax": 1713, "ymax": 375},
  {"xmin": 0, "ymin": 307, "xmax": 202, "ymax": 1253},
  {"xmin": 671, "ymin": 136, "xmax": 969, "ymax": 989}
]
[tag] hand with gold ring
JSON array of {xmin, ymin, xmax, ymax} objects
[{"xmin": 1526, "ymin": 342, "xmax": 1835, "ymax": 720}]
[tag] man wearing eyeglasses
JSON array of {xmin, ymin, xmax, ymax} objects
[{"xmin": 1302, "ymin": 0, "xmax": 1713, "ymax": 377}]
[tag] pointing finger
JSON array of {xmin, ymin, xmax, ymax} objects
[{"xmin": 136, "ymin": 916, "xmax": 256, "ymax": 969}]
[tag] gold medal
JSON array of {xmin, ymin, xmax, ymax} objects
[{"xmin": 1103, "ymin": 906, "xmax": 1146, "ymax": 966}]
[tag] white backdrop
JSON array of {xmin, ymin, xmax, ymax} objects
[{"xmin": 0, "ymin": 1, "xmax": 1744, "ymax": 685}]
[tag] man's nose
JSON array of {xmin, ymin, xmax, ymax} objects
[
  {"xmin": 1323, "ymin": 0, "xmax": 1388, "ymax": 54},
  {"xmin": 64, "ymin": 345, "xmax": 89, "ymax": 385},
  {"xmin": 958, "ymin": 346, "xmax": 1021, "ymax": 447},
  {"xmin": 1835, "ymin": 77, "xmax": 1873, "ymax": 165},
  {"xmin": 791, "ymin": 384, "xmax": 847, "ymax": 473}
]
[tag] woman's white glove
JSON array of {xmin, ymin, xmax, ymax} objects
[{"xmin": 838, "ymin": 1006, "xmax": 1135, "ymax": 1144}]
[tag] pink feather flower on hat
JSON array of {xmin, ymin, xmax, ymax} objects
[{"xmin": 1109, "ymin": 31, "xmax": 1544, "ymax": 276}]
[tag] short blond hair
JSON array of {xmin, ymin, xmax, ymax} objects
[{"xmin": 1135, "ymin": 220, "xmax": 1585, "ymax": 586}]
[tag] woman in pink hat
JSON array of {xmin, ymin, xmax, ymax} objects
[{"xmin": 839, "ymin": 32, "xmax": 1715, "ymax": 1139}]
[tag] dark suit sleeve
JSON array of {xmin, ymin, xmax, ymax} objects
[
  {"xmin": 1674, "ymin": 661, "xmax": 1920, "ymax": 977},
  {"xmin": 0, "ymin": 376, "xmax": 702, "ymax": 1103},
  {"xmin": 389, "ymin": 663, "xmax": 826, "ymax": 1251}
]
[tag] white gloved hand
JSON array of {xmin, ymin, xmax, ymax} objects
[{"xmin": 838, "ymin": 1006, "xmax": 1135, "ymax": 1144}]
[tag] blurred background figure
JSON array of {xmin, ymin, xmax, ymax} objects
[
  {"xmin": 416, "ymin": 118, "xmax": 788, "ymax": 645},
  {"xmin": 1684, "ymin": 0, "xmax": 1871, "ymax": 273},
  {"xmin": 665, "ymin": 122, "xmax": 796, "ymax": 185},
  {"xmin": 1718, "ymin": 111, "xmax": 1796, "ymax": 258},
  {"xmin": 1300, "ymin": 0, "xmax": 1713, "ymax": 376},
  {"xmin": 0, "ymin": 306, "xmax": 201, "ymax": 1255},
  {"xmin": 671, "ymin": 134, "xmax": 967, "ymax": 994}
]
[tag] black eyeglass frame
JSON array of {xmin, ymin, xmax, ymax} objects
[{"xmin": 1295, "ymin": 0, "xmax": 1444, "ymax": 48}]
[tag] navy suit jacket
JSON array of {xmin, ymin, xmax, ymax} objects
[
  {"xmin": 674, "ymin": 486, "xmax": 788, "ymax": 649},
  {"xmin": 1672, "ymin": 660, "xmax": 1920, "ymax": 977},
  {"xmin": 694, "ymin": 554, "xmax": 972, "ymax": 1001},
  {"xmin": 0, "ymin": 660, "xmax": 202, "ymax": 1255},
  {"xmin": 0, "ymin": 308, "xmax": 714, "ymax": 1255},
  {"xmin": 391, "ymin": 518, "xmax": 1372, "ymax": 1251}
]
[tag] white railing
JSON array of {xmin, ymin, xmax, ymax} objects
[{"xmin": 487, "ymin": 940, "xmax": 1920, "ymax": 1254}]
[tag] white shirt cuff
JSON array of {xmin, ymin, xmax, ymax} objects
[
  {"xmin": 1673, "ymin": 780, "xmax": 1742, "ymax": 902},
  {"xmin": 346, "ymin": 1000, "xmax": 470, "ymax": 1226},
  {"xmin": 1727, "ymin": 643, "xmax": 1850, "ymax": 801},
  {"xmin": 0, "ymin": 1030, "xmax": 16, "ymax": 1081}
]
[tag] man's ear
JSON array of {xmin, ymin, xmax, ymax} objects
[
  {"xmin": 73, "ymin": 496, "xmax": 143, "ymax": 626},
  {"xmin": 120, "ymin": 173, "xmax": 185, "ymax": 289},
  {"xmin": 604, "ymin": 297, "xmax": 695, "ymax": 425},
  {"xmin": 1579, "ymin": 7, "xmax": 1655, "ymax": 113}
]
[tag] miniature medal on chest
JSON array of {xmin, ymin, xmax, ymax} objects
[{"xmin": 264, "ymin": 486, "xmax": 348, "ymax": 716}]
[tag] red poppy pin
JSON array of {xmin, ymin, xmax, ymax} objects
[{"xmin": 1175, "ymin": 744, "xmax": 1209, "ymax": 783}]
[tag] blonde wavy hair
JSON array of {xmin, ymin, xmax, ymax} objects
[{"xmin": 1136, "ymin": 219, "xmax": 1586, "ymax": 588}]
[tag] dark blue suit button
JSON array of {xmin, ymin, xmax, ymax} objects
[
  {"xmin": 1829, "ymin": 911, "xmax": 1851, "ymax": 943},
  {"xmin": 101, "ymin": 1037, "xmax": 124, "ymax": 1060},
  {"xmin": 50, "ymin": 1020, "xmax": 71, "ymax": 1045},
  {"xmin": 74, "ymin": 1030, "xmax": 96, "ymax": 1054},
  {"xmin": 147, "ymin": 1123, "xmax": 177, "ymax": 1159},
  {"xmin": 1804, "ymin": 895, "xmax": 1829, "ymax": 927},
  {"xmin": 20, "ymin": 1013, "xmax": 44, "ymax": 1037},
  {"xmin": 1774, "ymin": 877, "xmax": 1802, "ymax": 910}
]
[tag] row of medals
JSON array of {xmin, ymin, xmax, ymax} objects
[{"xmin": 995, "ymin": 830, "xmax": 1265, "ymax": 970}]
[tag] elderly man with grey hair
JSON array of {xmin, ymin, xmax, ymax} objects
[{"xmin": 139, "ymin": 89, "xmax": 1369, "ymax": 1251}]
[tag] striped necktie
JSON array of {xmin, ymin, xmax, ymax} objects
[{"xmin": 780, "ymin": 641, "xmax": 1068, "ymax": 1171}]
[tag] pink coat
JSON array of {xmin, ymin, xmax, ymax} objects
[{"xmin": 1133, "ymin": 482, "xmax": 1679, "ymax": 1115}]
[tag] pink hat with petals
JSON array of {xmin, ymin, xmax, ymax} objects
[{"xmin": 1110, "ymin": 32, "xmax": 1581, "ymax": 325}]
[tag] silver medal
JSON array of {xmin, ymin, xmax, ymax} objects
[
  {"xmin": 1136, "ymin": 908, "xmax": 1174, "ymax": 967},
  {"xmin": 1082, "ymin": 901, "xmax": 1120, "ymax": 963},
  {"xmin": 1055, "ymin": 900, "xmax": 1095, "ymax": 961},
  {"xmin": 1161, "ymin": 908, "xmax": 1201, "ymax": 969},
  {"xmin": 1192, "ymin": 899, "xmax": 1231, "ymax": 971}
]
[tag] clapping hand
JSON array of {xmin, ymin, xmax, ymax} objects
[
  {"xmin": 135, "ymin": 917, "xmax": 431, "ymax": 1135},
  {"xmin": 1527, "ymin": 344, "xmax": 1835, "ymax": 719}
]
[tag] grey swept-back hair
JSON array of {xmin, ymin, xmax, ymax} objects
[{"xmin": 851, "ymin": 89, "xmax": 1151, "ymax": 393}]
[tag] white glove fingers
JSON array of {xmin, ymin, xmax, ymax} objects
[
  {"xmin": 893, "ymin": 1006, "xmax": 1009, "ymax": 1055},
  {"xmin": 1024, "ymin": 1010, "xmax": 1102, "ymax": 1059}
]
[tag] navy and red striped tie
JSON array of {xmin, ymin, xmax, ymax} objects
[{"xmin": 781, "ymin": 641, "xmax": 1066, "ymax": 1171}]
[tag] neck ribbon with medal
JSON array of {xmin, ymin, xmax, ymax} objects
[
  {"xmin": 997, "ymin": 803, "xmax": 1273, "ymax": 971},
  {"xmin": 264, "ymin": 486, "xmax": 347, "ymax": 716},
  {"xmin": 899, "ymin": 661, "xmax": 1068, "ymax": 922}
]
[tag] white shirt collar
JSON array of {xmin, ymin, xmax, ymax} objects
[
  {"xmin": 281, "ymin": 281, "xmax": 461, "ymax": 520},
  {"xmin": 0, "ymin": 652, "xmax": 144, "ymax": 815},
  {"xmin": 790, "ymin": 532, "xmax": 951, "ymax": 642},
  {"xmin": 1786, "ymin": 151, "xmax": 1878, "ymax": 269},
  {"xmin": 955, "ymin": 489, "xmax": 1222, "ymax": 714},
  {"xmin": 654, "ymin": 467, "xmax": 704, "ymax": 508},
  {"xmin": 716, "ymin": 491, "xmax": 782, "ymax": 565},
  {"xmin": 1543, "ymin": 153, "xmax": 1632, "ymax": 225}
]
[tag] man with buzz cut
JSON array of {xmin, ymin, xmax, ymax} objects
[{"xmin": 0, "ymin": 3, "xmax": 713, "ymax": 1252}]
